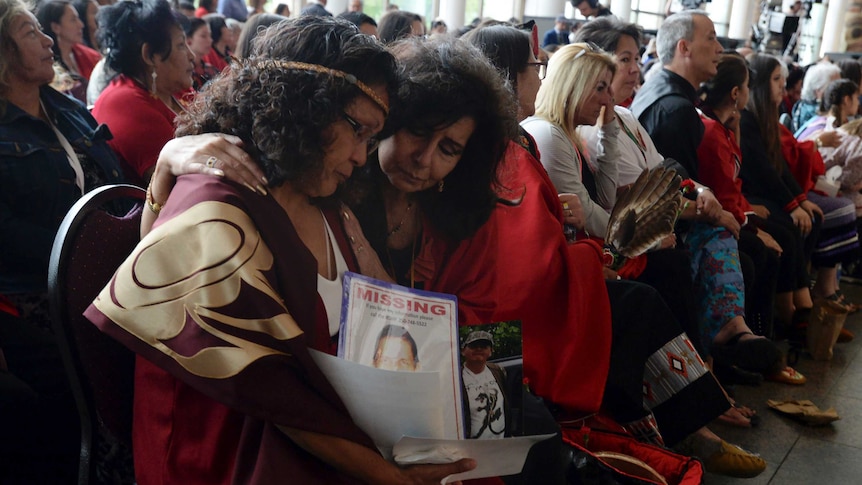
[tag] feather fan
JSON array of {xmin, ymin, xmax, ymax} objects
[{"xmin": 606, "ymin": 166, "xmax": 682, "ymax": 260}]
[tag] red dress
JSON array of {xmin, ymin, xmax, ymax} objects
[
  {"xmin": 92, "ymin": 75, "xmax": 176, "ymax": 186},
  {"xmin": 86, "ymin": 176, "xmax": 373, "ymax": 484},
  {"xmin": 697, "ymin": 114, "xmax": 754, "ymax": 225}
]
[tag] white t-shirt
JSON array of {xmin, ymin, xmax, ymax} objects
[
  {"xmin": 462, "ymin": 366, "xmax": 505, "ymax": 439},
  {"xmin": 317, "ymin": 216, "xmax": 349, "ymax": 336}
]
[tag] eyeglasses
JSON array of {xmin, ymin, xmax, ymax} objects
[
  {"xmin": 527, "ymin": 61, "xmax": 547, "ymax": 80},
  {"xmin": 342, "ymin": 112, "xmax": 381, "ymax": 155}
]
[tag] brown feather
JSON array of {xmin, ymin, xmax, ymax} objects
[{"xmin": 606, "ymin": 166, "xmax": 682, "ymax": 259}]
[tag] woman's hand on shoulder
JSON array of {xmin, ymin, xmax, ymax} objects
[{"xmin": 156, "ymin": 133, "xmax": 268, "ymax": 195}]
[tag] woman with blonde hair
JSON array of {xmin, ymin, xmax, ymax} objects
[{"xmin": 522, "ymin": 43, "xmax": 619, "ymax": 238}]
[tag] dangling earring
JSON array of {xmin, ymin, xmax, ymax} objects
[
  {"xmin": 437, "ymin": 179, "xmax": 445, "ymax": 192},
  {"xmin": 150, "ymin": 70, "xmax": 158, "ymax": 98}
]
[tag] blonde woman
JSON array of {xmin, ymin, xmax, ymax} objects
[{"xmin": 521, "ymin": 43, "xmax": 620, "ymax": 238}]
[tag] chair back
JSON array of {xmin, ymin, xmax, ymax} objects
[{"xmin": 48, "ymin": 184, "xmax": 145, "ymax": 485}]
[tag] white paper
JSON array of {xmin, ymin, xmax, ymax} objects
[
  {"xmin": 310, "ymin": 350, "xmax": 445, "ymax": 458},
  {"xmin": 392, "ymin": 434, "xmax": 557, "ymax": 483},
  {"xmin": 338, "ymin": 272, "xmax": 464, "ymax": 439}
]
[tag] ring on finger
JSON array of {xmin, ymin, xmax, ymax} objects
[
  {"xmin": 562, "ymin": 202, "xmax": 570, "ymax": 210},
  {"xmin": 205, "ymin": 156, "xmax": 218, "ymax": 168}
]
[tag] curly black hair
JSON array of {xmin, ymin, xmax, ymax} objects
[
  {"xmin": 176, "ymin": 17, "xmax": 399, "ymax": 189},
  {"xmin": 97, "ymin": 0, "xmax": 183, "ymax": 80},
  {"xmin": 369, "ymin": 37, "xmax": 517, "ymax": 244}
]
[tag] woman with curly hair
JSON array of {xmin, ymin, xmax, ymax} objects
[{"xmin": 86, "ymin": 17, "xmax": 472, "ymax": 485}]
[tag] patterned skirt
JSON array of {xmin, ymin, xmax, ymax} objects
[{"xmin": 807, "ymin": 191, "xmax": 860, "ymax": 267}]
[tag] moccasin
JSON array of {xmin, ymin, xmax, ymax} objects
[{"xmin": 704, "ymin": 440, "xmax": 767, "ymax": 478}]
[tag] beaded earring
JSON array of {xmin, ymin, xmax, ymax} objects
[{"xmin": 150, "ymin": 70, "xmax": 158, "ymax": 98}]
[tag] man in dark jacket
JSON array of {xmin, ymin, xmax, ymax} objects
[{"xmin": 631, "ymin": 10, "xmax": 723, "ymax": 181}]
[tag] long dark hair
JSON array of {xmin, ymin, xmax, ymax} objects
[
  {"xmin": 821, "ymin": 78, "xmax": 859, "ymax": 126},
  {"xmin": 35, "ymin": 1, "xmax": 72, "ymax": 65},
  {"xmin": 383, "ymin": 37, "xmax": 517, "ymax": 243},
  {"xmin": 377, "ymin": 10, "xmax": 422, "ymax": 44},
  {"xmin": 746, "ymin": 53, "xmax": 783, "ymax": 172},
  {"xmin": 700, "ymin": 53, "xmax": 749, "ymax": 110},
  {"xmin": 462, "ymin": 24, "xmax": 531, "ymax": 91},
  {"xmin": 72, "ymin": 0, "xmax": 96, "ymax": 49}
]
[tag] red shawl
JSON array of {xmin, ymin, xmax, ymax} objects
[{"xmin": 415, "ymin": 140, "xmax": 612, "ymax": 415}]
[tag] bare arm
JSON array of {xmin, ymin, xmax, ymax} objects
[{"xmin": 143, "ymin": 134, "xmax": 268, "ymax": 237}]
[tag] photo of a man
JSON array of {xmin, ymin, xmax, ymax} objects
[
  {"xmin": 371, "ymin": 324, "xmax": 420, "ymax": 372},
  {"xmin": 460, "ymin": 330, "xmax": 508, "ymax": 439}
]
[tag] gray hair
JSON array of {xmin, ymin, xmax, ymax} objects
[
  {"xmin": 801, "ymin": 62, "xmax": 842, "ymax": 101},
  {"xmin": 657, "ymin": 10, "xmax": 709, "ymax": 65}
]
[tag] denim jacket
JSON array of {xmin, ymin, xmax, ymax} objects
[{"xmin": 0, "ymin": 86, "xmax": 123, "ymax": 293}]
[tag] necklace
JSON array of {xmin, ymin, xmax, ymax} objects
[
  {"xmin": 387, "ymin": 200, "xmax": 413, "ymax": 238},
  {"xmin": 619, "ymin": 116, "xmax": 647, "ymax": 165}
]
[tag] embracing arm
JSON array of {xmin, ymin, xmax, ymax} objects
[{"xmin": 142, "ymin": 134, "xmax": 268, "ymax": 237}]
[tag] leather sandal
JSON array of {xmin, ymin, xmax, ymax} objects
[{"xmin": 711, "ymin": 332, "xmax": 783, "ymax": 375}]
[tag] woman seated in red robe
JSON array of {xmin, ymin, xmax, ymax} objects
[{"xmin": 85, "ymin": 17, "xmax": 472, "ymax": 485}]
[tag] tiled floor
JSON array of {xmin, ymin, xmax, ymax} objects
[{"xmin": 705, "ymin": 282, "xmax": 862, "ymax": 484}]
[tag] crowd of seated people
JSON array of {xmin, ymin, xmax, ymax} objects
[{"xmin": 6, "ymin": 0, "xmax": 862, "ymax": 482}]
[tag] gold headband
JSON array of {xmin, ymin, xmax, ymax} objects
[{"xmin": 260, "ymin": 60, "xmax": 389, "ymax": 116}]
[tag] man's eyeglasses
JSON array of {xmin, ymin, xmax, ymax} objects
[
  {"xmin": 527, "ymin": 61, "xmax": 547, "ymax": 80},
  {"xmin": 342, "ymin": 112, "xmax": 381, "ymax": 155}
]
